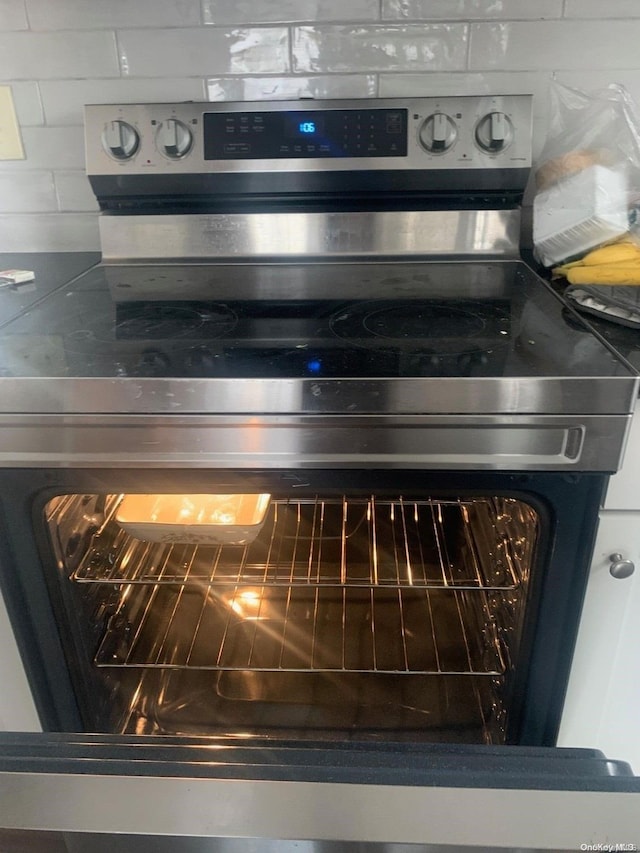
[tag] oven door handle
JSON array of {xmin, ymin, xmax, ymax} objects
[{"xmin": 0, "ymin": 413, "xmax": 631, "ymax": 472}]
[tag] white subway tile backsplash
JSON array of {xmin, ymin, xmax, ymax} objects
[
  {"xmin": 25, "ymin": 0, "xmax": 202, "ymax": 30},
  {"xmin": 0, "ymin": 0, "xmax": 27, "ymax": 29},
  {"xmin": 0, "ymin": 31, "xmax": 119, "ymax": 80},
  {"xmin": 0, "ymin": 213, "xmax": 100, "ymax": 252},
  {"xmin": 204, "ymin": 0, "xmax": 378, "ymax": 25},
  {"xmin": 40, "ymin": 79, "xmax": 206, "ymax": 126},
  {"xmin": 0, "ymin": 172, "xmax": 56, "ymax": 212},
  {"xmin": 470, "ymin": 20, "xmax": 640, "ymax": 71},
  {"xmin": 564, "ymin": 0, "xmax": 640, "ymax": 18},
  {"xmin": 383, "ymin": 1, "xmax": 562, "ymax": 21},
  {"xmin": 8, "ymin": 82, "xmax": 43, "ymax": 125},
  {"xmin": 0, "ymin": 127, "xmax": 84, "ymax": 171},
  {"xmin": 293, "ymin": 24, "xmax": 468, "ymax": 73},
  {"xmin": 378, "ymin": 70, "xmax": 552, "ymax": 111},
  {"xmin": 117, "ymin": 27, "xmax": 289, "ymax": 77},
  {"xmin": 207, "ymin": 74, "xmax": 377, "ymax": 101},
  {"xmin": 54, "ymin": 172, "xmax": 99, "ymax": 212}
]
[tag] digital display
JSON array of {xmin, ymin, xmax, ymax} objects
[{"xmin": 285, "ymin": 114, "xmax": 324, "ymax": 138}]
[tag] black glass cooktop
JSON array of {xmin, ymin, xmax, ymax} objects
[{"xmin": 0, "ymin": 261, "xmax": 633, "ymax": 380}]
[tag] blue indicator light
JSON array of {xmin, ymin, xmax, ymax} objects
[
  {"xmin": 299, "ymin": 121, "xmax": 316, "ymax": 134},
  {"xmin": 306, "ymin": 358, "xmax": 322, "ymax": 374}
]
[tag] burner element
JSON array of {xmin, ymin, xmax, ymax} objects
[
  {"xmin": 363, "ymin": 303, "xmax": 486, "ymax": 340},
  {"xmin": 115, "ymin": 302, "xmax": 237, "ymax": 341},
  {"xmin": 330, "ymin": 299, "xmax": 510, "ymax": 356}
]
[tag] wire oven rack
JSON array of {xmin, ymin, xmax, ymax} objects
[
  {"xmin": 94, "ymin": 584, "xmax": 508, "ymax": 675},
  {"xmin": 71, "ymin": 496, "xmax": 530, "ymax": 590}
]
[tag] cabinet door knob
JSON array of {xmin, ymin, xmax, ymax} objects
[{"xmin": 609, "ymin": 553, "xmax": 635, "ymax": 579}]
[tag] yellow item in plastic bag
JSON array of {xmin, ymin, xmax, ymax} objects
[
  {"xmin": 573, "ymin": 239, "xmax": 640, "ymax": 266},
  {"xmin": 552, "ymin": 238, "xmax": 640, "ymax": 283},
  {"xmin": 564, "ymin": 263, "xmax": 640, "ymax": 285}
]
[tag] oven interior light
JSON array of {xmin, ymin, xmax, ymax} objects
[{"xmin": 227, "ymin": 588, "xmax": 265, "ymax": 620}]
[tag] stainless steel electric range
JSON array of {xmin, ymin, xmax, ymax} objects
[{"xmin": 0, "ymin": 95, "xmax": 638, "ymax": 852}]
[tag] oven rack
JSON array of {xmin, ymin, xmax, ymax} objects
[
  {"xmin": 94, "ymin": 584, "xmax": 509, "ymax": 676},
  {"xmin": 70, "ymin": 496, "xmax": 530, "ymax": 591}
]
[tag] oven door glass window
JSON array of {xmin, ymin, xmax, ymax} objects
[{"xmin": 44, "ymin": 492, "xmax": 538, "ymax": 744}]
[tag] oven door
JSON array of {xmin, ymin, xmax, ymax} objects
[{"xmin": 0, "ymin": 735, "xmax": 638, "ymax": 851}]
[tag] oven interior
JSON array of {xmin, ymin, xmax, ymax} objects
[{"xmin": 43, "ymin": 491, "xmax": 539, "ymax": 745}]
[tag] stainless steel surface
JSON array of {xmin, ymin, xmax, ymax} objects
[
  {"xmin": 62, "ymin": 836, "xmax": 616, "ymax": 853},
  {"xmin": 85, "ymin": 96, "xmax": 533, "ymax": 176},
  {"xmin": 99, "ymin": 209, "xmax": 520, "ymax": 262},
  {"xmin": 61, "ymin": 838, "xmax": 640, "ymax": 853},
  {"xmin": 0, "ymin": 376, "xmax": 634, "ymax": 415},
  {"xmin": 1, "ymin": 773, "xmax": 639, "ymax": 846},
  {"xmin": 0, "ymin": 413, "xmax": 631, "ymax": 471},
  {"xmin": 609, "ymin": 553, "xmax": 636, "ymax": 579},
  {"xmin": 1, "ymin": 833, "xmax": 607, "ymax": 853}
]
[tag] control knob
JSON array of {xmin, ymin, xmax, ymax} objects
[
  {"xmin": 475, "ymin": 111, "xmax": 513, "ymax": 153},
  {"xmin": 102, "ymin": 120, "xmax": 139, "ymax": 160},
  {"xmin": 418, "ymin": 113, "xmax": 457, "ymax": 154},
  {"xmin": 156, "ymin": 118, "xmax": 193, "ymax": 159}
]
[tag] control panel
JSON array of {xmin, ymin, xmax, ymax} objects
[
  {"xmin": 203, "ymin": 108, "xmax": 407, "ymax": 159},
  {"xmin": 85, "ymin": 95, "xmax": 532, "ymax": 177}
]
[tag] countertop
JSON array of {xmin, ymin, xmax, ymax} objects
[
  {"xmin": 0, "ymin": 253, "xmax": 100, "ymax": 328},
  {"xmin": 555, "ymin": 285, "xmax": 640, "ymax": 374},
  {"xmin": 522, "ymin": 249, "xmax": 640, "ymax": 375}
]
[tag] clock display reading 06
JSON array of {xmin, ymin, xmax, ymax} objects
[{"xmin": 284, "ymin": 114, "xmax": 325, "ymax": 138}]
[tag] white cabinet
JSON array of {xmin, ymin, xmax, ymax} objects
[
  {"xmin": 0, "ymin": 588, "xmax": 41, "ymax": 731},
  {"xmin": 558, "ymin": 406, "xmax": 640, "ymax": 771}
]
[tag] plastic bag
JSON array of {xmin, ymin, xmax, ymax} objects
[
  {"xmin": 536, "ymin": 80, "xmax": 640, "ymax": 190},
  {"xmin": 533, "ymin": 81, "xmax": 640, "ymax": 266}
]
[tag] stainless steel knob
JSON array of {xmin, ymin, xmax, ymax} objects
[
  {"xmin": 102, "ymin": 120, "xmax": 140, "ymax": 160},
  {"xmin": 418, "ymin": 112, "xmax": 457, "ymax": 153},
  {"xmin": 475, "ymin": 111, "xmax": 513, "ymax": 153},
  {"xmin": 156, "ymin": 118, "xmax": 193, "ymax": 159},
  {"xmin": 609, "ymin": 553, "xmax": 635, "ymax": 579}
]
